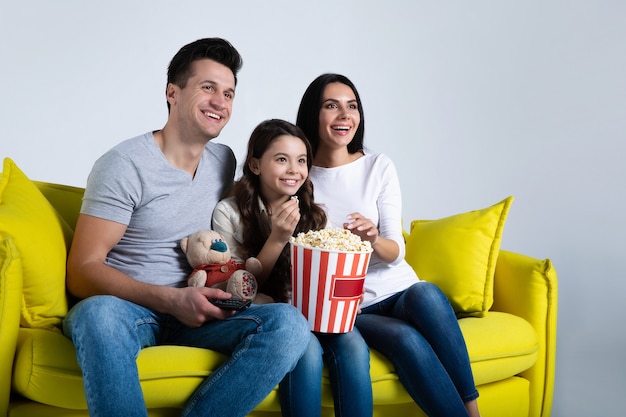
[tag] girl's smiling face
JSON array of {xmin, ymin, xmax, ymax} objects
[{"xmin": 250, "ymin": 134, "xmax": 309, "ymax": 204}]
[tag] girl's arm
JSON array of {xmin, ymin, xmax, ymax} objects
[{"xmin": 254, "ymin": 198, "xmax": 300, "ymax": 284}]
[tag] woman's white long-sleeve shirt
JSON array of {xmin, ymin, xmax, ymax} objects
[{"xmin": 309, "ymin": 152, "xmax": 419, "ymax": 308}]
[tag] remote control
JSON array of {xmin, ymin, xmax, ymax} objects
[{"xmin": 209, "ymin": 297, "xmax": 252, "ymax": 311}]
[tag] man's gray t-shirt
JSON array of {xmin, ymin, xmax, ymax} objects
[{"xmin": 81, "ymin": 132, "xmax": 236, "ymax": 287}]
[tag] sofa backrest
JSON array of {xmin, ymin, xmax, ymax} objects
[{"xmin": 34, "ymin": 182, "xmax": 85, "ymax": 231}]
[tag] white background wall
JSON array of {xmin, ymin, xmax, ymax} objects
[{"xmin": 2, "ymin": 1, "xmax": 625, "ymax": 415}]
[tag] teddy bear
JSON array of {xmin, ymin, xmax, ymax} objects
[{"xmin": 180, "ymin": 229, "xmax": 264, "ymax": 301}]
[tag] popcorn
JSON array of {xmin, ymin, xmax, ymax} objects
[{"xmin": 291, "ymin": 227, "xmax": 372, "ymax": 252}]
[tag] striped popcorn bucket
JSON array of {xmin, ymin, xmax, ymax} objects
[{"xmin": 290, "ymin": 242, "xmax": 372, "ymax": 333}]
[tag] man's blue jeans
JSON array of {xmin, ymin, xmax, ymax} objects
[
  {"xmin": 63, "ymin": 295, "xmax": 310, "ymax": 417},
  {"xmin": 356, "ymin": 282, "xmax": 479, "ymax": 417},
  {"xmin": 278, "ymin": 328, "xmax": 372, "ymax": 417}
]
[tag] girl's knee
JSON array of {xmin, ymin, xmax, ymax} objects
[
  {"xmin": 299, "ymin": 335, "xmax": 324, "ymax": 372},
  {"xmin": 306, "ymin": 334, "xmax": 323, "ymax": 358},
  {"xmin": 346, "ymin": 332, "xmax": 370, "ymax": 358}
]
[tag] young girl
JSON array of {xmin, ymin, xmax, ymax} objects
[
  {"xmin": 296, "ymin": 74, "xmax": 482, "ymax": 417},
  {"xmin": 212, "ymin": 119, "xmax": 372, "ymax": 417}
]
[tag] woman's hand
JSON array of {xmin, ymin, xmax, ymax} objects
[
  {"xmin": 343, "ymin": 212, "xmax": 379, "ymax": 246},
  {"xmin": 344, "ymin": 212, "xmax": 399, "ymax": 263}
]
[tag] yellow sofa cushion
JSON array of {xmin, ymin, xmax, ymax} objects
[
  {"xmin": 1, "ymin": 237, "xmax": 23, "ymax": 413},
  {"xmin": 459, "ymin": 312, "xmax": 538, "ymax": 385},
  {"xmin": 0, "ymin": 158, "xmax": 71, "ymax": 331},
  {"xmin": 13, "ymin": 328, "xmax": 226, "ymax": 410},
  {"xmin": 404, "ymin": 197, "xmax": 513, "ymax": 317},
  {"xmin": 13, "ymin": 310, "xmax": 538, "ymax": 411}
]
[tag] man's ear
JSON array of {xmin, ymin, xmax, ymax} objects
[
  {"xmin": 166, "ymin": 83, "xmax": 178, "ymax": 106},
  {"xmin": 249, "ymin": 158, "xmax": 261, "ymax": 175}
]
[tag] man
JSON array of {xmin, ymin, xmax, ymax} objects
[{"xmin": 63, "ymin": 38, "xmax": 310, "ymax": 417}]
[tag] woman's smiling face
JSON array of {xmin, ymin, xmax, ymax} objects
[{"xmin": 318, "ymin": 82, "xmax": 361, "ymax": 150}]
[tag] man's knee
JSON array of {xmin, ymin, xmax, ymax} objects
[{"xmin": 64, "ymin": 295, "xmax": 139, "ymax": 339}]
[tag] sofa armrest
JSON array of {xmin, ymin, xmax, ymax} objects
[
  {"xmin": 0, "ymin": 237, "xmax": 23, "ymax": 416},
  {"xmin": 491, "ymin": 250, "xmax": 558, "ymax": 417}
]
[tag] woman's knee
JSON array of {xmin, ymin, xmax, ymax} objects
[{"xmin": 403, "ymin": 282, "xmax": 451, "ymax": 314}]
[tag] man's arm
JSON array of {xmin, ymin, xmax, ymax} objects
[{"xmin": 67, "ymin": 213, "xmax": 233, "ymax": 327}]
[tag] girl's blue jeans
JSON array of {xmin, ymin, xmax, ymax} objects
[
  {"xmin": 278, "ymin": 327, "xmax": 373, "ymax": 417},
  {"xmin": 63, "ymin": 295, "xmax": 310, "ymax": 417},
  {"xmin": 356, "ymin": 281, "xmax": 479, "ymax": 417}
]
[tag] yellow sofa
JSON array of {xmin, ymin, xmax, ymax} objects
[{"xmin": 0, "ymin": 159, "xmax": 558, "ymax": 417}]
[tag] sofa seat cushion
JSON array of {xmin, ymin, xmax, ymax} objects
[
  {"xmin": 13, "ymin": 328, "xmax": 227, "ymax": 410},
  {"xmin": 14, "ymin": 312, "xmax": 537, "ymax": 411},
  {"xmin": 460, "ymin": 311, "xmax": 539, "ymax": 385}
]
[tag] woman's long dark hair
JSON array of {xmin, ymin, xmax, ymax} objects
[
  {"xmin": 296, "ymin": 73, "xmax": 366, "ymax": 156},
  {"xmin": 232, "ymin": 119, "xmax": 327, "ymax": 302}
]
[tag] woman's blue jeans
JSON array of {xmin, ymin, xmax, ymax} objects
[
  {"xmin": 63, "ymin": 295, "xmax": 310, "ymax": 417},
  {"xmin": 356, "ymin": 282, "xmax": 479, "ymax": 417},
  {"xmin": 278, "ymin": 328, "xmax": 372, "ymax": 417}
]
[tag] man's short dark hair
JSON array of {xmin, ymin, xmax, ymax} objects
[{"xmin": 166, "ymin": 38, "xmax": 243, "ymax": 110}]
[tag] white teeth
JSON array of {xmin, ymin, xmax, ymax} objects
[
  {"xmin": 204, "ymin": 112, "xmax": 221, "ymax": 120},
  {"xmin": 333, "ymin": 126, "xmax": 349, "ymax": 131}
]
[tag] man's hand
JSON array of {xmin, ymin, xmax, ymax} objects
[{"xmin": 171, "ymin": 287, "xmax": 235, "ymax": 328}]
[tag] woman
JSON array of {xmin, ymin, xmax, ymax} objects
[
  {"xmin": 296, "ymin": 74, "xmax": 482, "ymax": 417},
  {"xmin": 212, "ymin": 118, "xmax": 372, "ymax": 417}
]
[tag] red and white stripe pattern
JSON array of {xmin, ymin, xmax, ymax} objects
[{"xmin": 290, "ymin": 242, "xmax": 371, "ymax": 333}]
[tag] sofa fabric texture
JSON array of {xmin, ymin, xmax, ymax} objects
[{"xmin": 0, "ymin": 158, "xmax": 558, "ymax": 417}]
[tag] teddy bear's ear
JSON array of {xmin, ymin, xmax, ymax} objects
[{"xmin": 180, "ymin": 237, "xmax": 189, "ymax": 253}]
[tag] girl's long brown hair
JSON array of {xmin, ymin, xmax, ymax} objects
[{"xmin": 231, "ymin": 119, "xmax": 327, "ymax": 302}]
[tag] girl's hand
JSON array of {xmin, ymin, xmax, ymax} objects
[
  {"xmin": 343, "ymin": 212, "xmax": 379, "ymax": 246},
  {"xmin": 255, "ymin": 198, "xmax": 301, "ymax": 284},
  {"xmin": 270, "ymin": 198, "xmax": 301, "ymax": 244}
]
